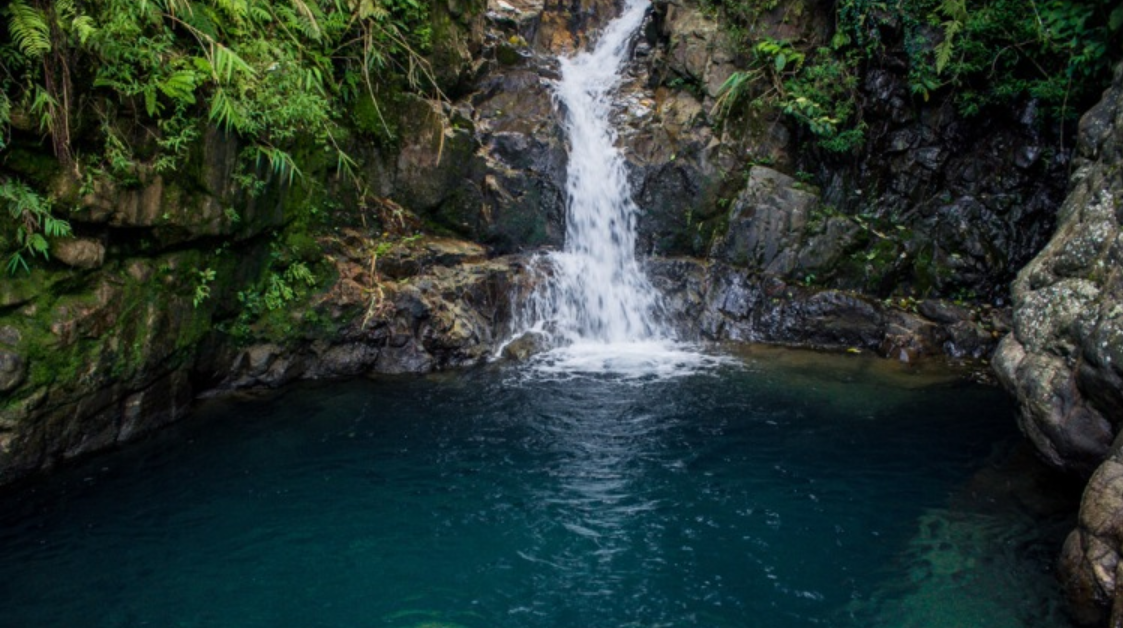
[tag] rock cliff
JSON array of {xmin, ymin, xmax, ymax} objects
[{"xmin": 994, "ymin": 64, "xmax": 1123, "ymax": 626}]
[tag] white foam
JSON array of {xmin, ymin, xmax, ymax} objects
[{"xmin": 521, "ymin": 341, "xmax": 733, "ymax": 381}]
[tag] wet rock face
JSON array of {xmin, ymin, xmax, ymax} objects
[
  {"xmin": 712, "ymin": 167, "xmax": 822, "ymax": 275},
  {"xmin": 994, "ymin": 64, "xmax": 1123, "ymax": 625},
  {"xmin": 471, "ymin": 65, "xmax": 568, "ymax": 250},
  {"xmin": 646, "ymin": 258, "xmax": 997, "ymax": 361},
  {"xmin": 611, "ymin": 0, "xmax": 1067, "ymax": 301}
]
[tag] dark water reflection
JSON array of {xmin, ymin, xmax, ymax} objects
[{"xmin": 0, "ymin": 348, "xmax": 1077, "ymax": 627}]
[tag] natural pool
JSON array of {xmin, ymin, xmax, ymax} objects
[{"xmin": 0, "ymin": 347, "xmax": 1077, "ymax": 628}]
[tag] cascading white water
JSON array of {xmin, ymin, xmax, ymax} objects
[
  {"xmin": 517, "ymin": 0, "xmax": 663, "ymax": 345},
  {"xmin": 507, "ymin": 0, "xmax": 727, "ymax": 378}
]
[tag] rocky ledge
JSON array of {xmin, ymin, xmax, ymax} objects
[
  {"xmin": 0, "ymin": 229, "xmax": 520, "ymax": 485},
  {"xmin": 217, "ymin": 234, "xmax": 519, "ymax": 388}
]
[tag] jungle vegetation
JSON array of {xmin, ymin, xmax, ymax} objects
[
  {"xmin": 711, "ymin": 0, "xmax": 1123, "ymax": 153},
  {"xmin": 0, "ymin": 0, "xmax": 441, "ymax": 274}
]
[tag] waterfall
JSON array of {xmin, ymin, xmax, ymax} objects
[
  {"xmin": 504, "ymin": 0, "xmax": 725, "ymax": 377},
  {"xmin": 515, "ymin": 0, "xmax": 663, "ymax": 346}
]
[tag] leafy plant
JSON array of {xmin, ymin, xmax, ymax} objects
[
  {"xmin": 193, "ymin": 267, "xmax": 216, "ymax": 308},
  {"xmin": 1, "ymin": 0, "xmax": 448, "ymax": 192},
  {"xmin": 715, "ymin": 39, "xmax": 864, "ymax": 153},
  {"xmin": 711, "ymin": 0, "xmax": 1123, "ymax": 154},
  {"xmin": 0, "ymin": 179, "xmax": 72, "ymax": 274}
]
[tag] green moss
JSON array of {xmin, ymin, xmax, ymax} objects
[
  {"xmin": 1, "ymin": 147, "xmax": 62, "ymax": 188},
  {"xmin": 352, "ymin": 90, "xmax": 406, "ymax": 146},
  {"xmin": 284, "ymin": 232, "xmax": 322, "ymax": 263},
  {"xmin": 495, "ymin": 44, "xmax": 524, "ymax": 66}
]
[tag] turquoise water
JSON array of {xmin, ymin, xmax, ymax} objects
[{"xmin": 0, "ymin": 350, "xmax": 1075, "ymax": 627}]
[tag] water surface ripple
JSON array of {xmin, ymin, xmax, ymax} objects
[{"xmin": 0, "ymin": 353, "xmax": 1074, "ymax": 628}]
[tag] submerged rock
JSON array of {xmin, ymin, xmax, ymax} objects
[{"xmin": 500, "ymin": 330, "xmax": 548, "ymax": 361}]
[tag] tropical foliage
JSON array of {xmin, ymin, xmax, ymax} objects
[
  {"xmin": 0, "ymin": 0, "xmax": 442, "ymax": 272},
  {"xmin": 712, "ymin": 0, "xmax": 1123, "ymax": 152},
  {"xmin": 0, "ymin": 178, "xmax": 71, "ymax": 273}
]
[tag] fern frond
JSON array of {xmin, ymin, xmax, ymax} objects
[
  {"xmin": 934, "ymin": 0, "xmax": 968, "ymax": 75},
  {"xmin": 26, "ymin": 232, "xmax": 49, "ymax": 257},
  {"xmin": 159, "ymin": 70, "xmax": 199, "ymax": 104},
  {"xmin": 0, "ymin": 92, "xmax": 10, "ymax": 150},
  {"xmin": 934, "ymin": 20, "xmax": 961, "ymax": 74},
  {"xmin": 7, "ymin": 0, "xmax": 51, "ymax": 58},
  {"xmin": 43, "ymin": 215, "xmax": 72, "ymax": 238},
  {"xmin": 210, "ymin": 42, "xmax": 254, "ymax": 83},
  {"xmin": 56, "ymin": 0, "xmax": 77, "ymax": 21},
  {"xmin": 71, "ymin": 15, "xmax": 97, "ymax": 45},
  {"xmin": 301, "ymin": 66, "xmax": 325, "ymax": 94},
  {"xmin": 0, "ymin": 179, "xmax": 48, "ymax": 219},
  {"xmin": 210, "ymin": 0, "xmax": 248, "ymax": 25},
  {"xmin": 162, "ymin": 0, "xmax": 194, "ymax": 16},
  {"xmin": 181, "ymin": 2, "xmax": 220, "ymax": 40},
  {"xmin": 254, "ymin": 145, "xmax": 303, "ymax": 185},
  {"xmin": 290, "ymin": 0, "xmax": 322, "ymax": 39},
  {"xmin": 208, "ymin": 87, "xmax": 245, "ymax": 131},
  {"xmin": 354, "ymin": 0, "xmax": 382, "ymax": 20},
  {"xmin": 7, "ymin": 252, "xmax": 29, "ymax": 275},
  {"xmin": 29, "ymin": 86, "xmax": 57, "ymax": 134},
  {"xmin": 144, "ymin": 84, "xmax": 162, "ymax": 116},
  {"xmin": 249, "ymin": 4, "xmax": 272, "ymax": 23}
]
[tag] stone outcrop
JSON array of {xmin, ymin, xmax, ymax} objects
[
  {"xmin": 994, "ymin": 65, "xmax": 1123, "ymax": 625},
  {"xmin": 216, "ymin": 234, "xmax": 518, "ymax": 389},
  {"xmin": 649, "ymin": 257, "xmax": 1000, "ymax": 362},
  {"xmin": 0, "ymin": 228, "xmax": 517, "ymax": 484}
]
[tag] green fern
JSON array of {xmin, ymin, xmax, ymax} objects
[
  {"xmin": 254, "ymin": 145, "xmax": 303, "ymax": 185},
  {"xmin": 354, "ymin": 0, "xmax": 383, "ymax": 20},
  {"xmin": 159, "ymin": 70, "xmax": 199, "ymax": 105},
  {"xmin": 144, "ymin": 84, "xmax": 161, "ymax": 116},
  {"xmin": 71, "ymin": 15, "xmax": 96, "ymax": 45},
  {"xmin": 210, "ymin": 0, "xmax": 249, "ymax": 25},
  {"xmin": 288, "ymin": 0, "xmax": 323, "ymax": 40},
  {"xmin": 0, "ymin": 179, "xmax": 72, "ymax": 274},
  {"xmin": 933, "ymin": 0, "xmax": 968, "ymax": 75},
  {"xmin": 7, "ymin": 0, "xmax": 51, "ymax": 58},
  {"xmin": 210, "ymin": 42, "xmax": 254, "ymax": 83},
  {"xmin": 0, "ymin": 92, "xmax": 10, "ymax": 150},
  {"xmin": 209, "ymin": 87, "xmax": 246, "ymax": 131},
  {"xmin": 28, "ymin": 86, "xmax": 57, "ymax": 134}
]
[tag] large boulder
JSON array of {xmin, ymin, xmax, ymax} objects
[
  {"xmin": 995, "ymin": 64, "xmax": 1123, "ymax": 624},
  {"xmin": 713, "ymin": 166, "xmax": 820, "ymax": 275}
]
